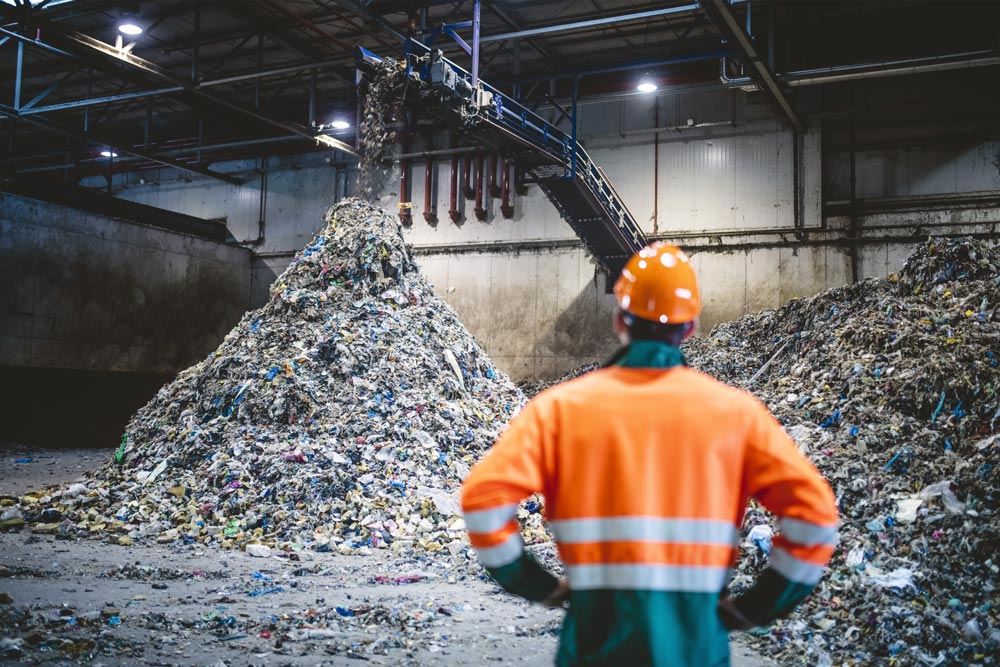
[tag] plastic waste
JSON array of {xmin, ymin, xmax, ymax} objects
[
  {"xmin": 745, "ymin": 524, "xmax": 773, "ymax": 554},
  {"xmin": 245, "ymin": 544, "xmax": 271, "ymax": 558}
]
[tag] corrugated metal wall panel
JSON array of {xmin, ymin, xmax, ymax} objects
[
  {"xmin": 831, "ymin": 139, "xmax": 1000, "ymax": 200},
  {"xmin": 656, "ymin": 124, "xmax": 794, "ymax": 233}
]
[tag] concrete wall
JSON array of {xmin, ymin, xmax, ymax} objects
[
  {"xmin": 94, "ymin": 76, "xmax": 1000, "ymax": 380},
  {"xmin": 0, "ymin": 193, "xmax": 252, "ymax": 374}
]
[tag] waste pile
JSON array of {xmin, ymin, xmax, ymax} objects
[
  {"xmin": 519, "ymin": 362, "xmax": 599, "ymax": 398},
  {"xmin": 685, "ymin": 238, "xmax": 1000, "ymax": 666},
  {"xmin": 5, "ymin": 198, "xmax": 525, "ymax": 556}
]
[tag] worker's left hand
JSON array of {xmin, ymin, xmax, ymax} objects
[{"xmin": 542, "ymin": 578, "xmax": 571, "ymax": 609}]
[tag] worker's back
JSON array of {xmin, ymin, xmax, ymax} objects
[
  {"xmin": 462, "ymin": 358, "xmax": 838, "ymax": 667},
  {"xmin": 540, "ymin": 365, "xmax": 752, "ymax": 666},
  {"xmin": 542, "ymin": 365, "xmax": 752, "ymax": 533}
]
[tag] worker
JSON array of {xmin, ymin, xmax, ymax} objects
[{"xmin": 460, "ymin": 243, "xmax": 839, "ymax": 667}]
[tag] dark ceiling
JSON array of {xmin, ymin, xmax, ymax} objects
[{"xmin": 1, "ymin": 0, "xmax": 999, "ymax": 186}]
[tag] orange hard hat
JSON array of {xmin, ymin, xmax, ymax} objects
[{"xmin": 613, "ymin": 243, "xmax": 701, "ymax": 324}]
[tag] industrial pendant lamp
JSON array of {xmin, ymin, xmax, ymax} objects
[
  {"xmin": 637, "ymin": 73, "xmax": 658, "ymax": 93},
  {"xmin": 117, "ymin": 4, "xmax": 143, "ymax": 36}
]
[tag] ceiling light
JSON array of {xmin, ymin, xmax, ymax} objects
[
  {"xmin": 118, "ymin": 6, "xmax": 143, "ymax": 36},
  {"xmin": 330, "ymin": 119, "xmax": 351, "ymax": 130},
  {"xmin": 637, "ymin": 80, "xmax": 658, "ymax": 93},
  {"xmin": 118, "ymin": 21, "xmax": 142, "ymax": 35},
  {"xmin": 100, "ymin": 150, "xmax": 118, "ymax": 158}
]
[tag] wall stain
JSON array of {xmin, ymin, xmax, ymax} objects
[{"xmin": 4, "ymin": 233, "xmax": 249, "ymax": 374}]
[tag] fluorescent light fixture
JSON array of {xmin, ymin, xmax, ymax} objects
[
  {"xmin": 330, "ymin": 119, "xmax": 351, "ymax": 130},
  {"xmin": 637, "ymin": 80, "xmax": 658, "ymax": 93},
  {"xmin": 100, "ymin": 150, "xmax": 119, "ymax": 157},
  {"xmin": 118, "ymin": 20, "xmax": 143, "ymax": 35}
]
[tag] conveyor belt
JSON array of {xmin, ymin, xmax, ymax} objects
[{"xmin": 357, "ymin": 43, "xmax": 647, "ymax": 277}]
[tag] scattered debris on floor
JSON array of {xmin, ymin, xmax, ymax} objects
[
  {"xmin": 5, "ymin": 198, "xmax": 524, "ymax": 557},
  {"xmin": 686, "ymin": 237, "xmax": 1000, "ymax": 667},
  {"xmin": 0, "ymin": 534, "xmax": 565, "ymax": 667}
]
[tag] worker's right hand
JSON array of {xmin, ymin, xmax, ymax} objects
[
  {"xmin": 717, "ymin": 595, "xmax": 756, "ymax": 631},
  {"xmin": 542, "ymin": 577, "xmax": 571, "ymax": 609}
]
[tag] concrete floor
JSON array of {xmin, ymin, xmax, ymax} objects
[{"xmin": 0, "ymin": 448, "xmax": 777, "ymax": 667}]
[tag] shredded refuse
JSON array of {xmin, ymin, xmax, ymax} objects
[
  {"xmin": 6, "ymin": 198, "xmax": 525, "ymax": 556},
  {"xmin": 685, "ymin": 237, "xmax": 1000, "ymax": 667},
  {"xmin": 520, "ymin": 362, "xmax": 599, "ymax": 398}
]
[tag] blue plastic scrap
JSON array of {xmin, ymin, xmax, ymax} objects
[
  {"xmin": 930, "ymin": 391, "xmax": 946, "ymax": 422},
  {"xmin": 883, "ymin": 448, "xmax": 911, "ymax": 473},
  {"xmin": 247, "ymin": 586, "xmax": 285, "ymax": 597}
]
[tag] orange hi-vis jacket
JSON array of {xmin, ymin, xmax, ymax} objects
[{"xmin": 461, "ymin": 344, "xmax": 839, "ymax": 666}]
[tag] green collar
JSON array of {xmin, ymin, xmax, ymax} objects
[{"xmin": 609, "ymin": 341, "xmax": 687, "ymax": 369}]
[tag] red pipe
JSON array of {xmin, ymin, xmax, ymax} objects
[
  {"xmin": 500, "ymin": 159, "xmax": 513, "ymax": 219},
  {"xmin": 423, "ymin": 158, "xmax": 437, "ymax": 224},
  {"xmin": 463, "ymin": 154, "xmax": 474, "ymax": 200},
  {"xmin": 474, "ymin": 152, "xmax": 487, "ymax": 220},
  {"xmin": 488, "ymin": 153, "xmax": 499, "ymax": 197},
  {"xmin": 449, "ymin": 155, "xmax": 461, "ymax": 223}
]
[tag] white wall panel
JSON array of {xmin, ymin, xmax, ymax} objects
[
  {"xmin": 833, "ymin": 139, "xmax": 1000, "ymax": 200},
  {"xmin": 657, "ymin": 124, "xmax": 794, "ymax": 233}
]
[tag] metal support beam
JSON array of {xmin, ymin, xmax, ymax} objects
[
  {"xmin": 471, "ymin": 0, "xmax": 481, "ymax": 89},
  {"xmin": 6, "ymin": 16, "xmax": 357, "ymax": 155},
  {"xmin": 0, "ymin": 103, "xmax": 244, "ymax": 185},
  {"xmin": 308, "ymin": 67, "xmax": 317, "ymax": 128},
  {"xmin": 444, "ymin": 26, "xmax": 471, "ymax": 55},
  {"xmin": 570, "ymin": 77, "xmax": 578, "ymax": 178},
  {"xmin": 19, "ymin": 67, "xmax": 77, "ymax": 111},
  {"xmin": 13, "ymin": 41, "xmax": 23, "ymax": 110},
  {"xmin": 82, "ymin": 67, "xmax": 91, "ymax": 135},
  {"xmin": 0, "ymin": 25, "xmax": 75, "ymax": 59},
  {"xmin": 191, "ymin": 3, "xmax": 200, "ymax": 82},
  {"xmin": 701, "ymin": 0, "xmax": 803, "ymax": 132},
  {"xmin": 518, "ymin": 49, "xmax": 733, "ymax": 82},
  {"xmin": 480, "ymin": 4, "xmax": 699, "ymax": 42},
  {"xmin": 143, "ymin": 98, "xmax": 151, "ymax": 147},
  {"xmin": 54, "ymin": 52, "xmax": 349, "ymax": 101}
]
